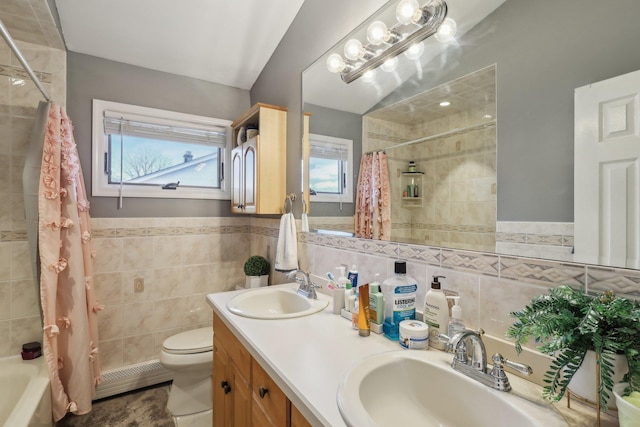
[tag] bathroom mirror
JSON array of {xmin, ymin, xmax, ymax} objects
[{"xmin": 302, "ymin": 0, "xmax": 640, "ymax": 268}]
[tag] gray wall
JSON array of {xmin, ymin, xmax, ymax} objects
[
  {"xmin": 67, "ymin": 52, "xmax": 251, "ymax": 218},
  {"xmin": 250, "ymin": 0, "xmax": 386, "ymax": 216},
  {"xmin": 255, "ymin": 0, "xmax": 640, "ymax": 222},
  {"xmin": 305, "ymin": 103, "xmax": 362, "ymax": 216}
]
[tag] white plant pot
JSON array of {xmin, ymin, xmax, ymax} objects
[
  {"xmin": 246, "ymin": 275, "xmax": 269, "ymax": 289},
  {"xmin": 613, "ymin": 382, "xmax": 640, "ymax": 427},
  {"xmin": 568, "ymin": 350, "xmax": 628, "ymax": 409}
]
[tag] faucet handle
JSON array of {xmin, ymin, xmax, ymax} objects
[
  {"xmin": 490, "ymin": 353, "xmax": 532, "ymax": 377},
  {"xmin": 504, "ymin": 357, "xmax": 533, "ymax": 376}
]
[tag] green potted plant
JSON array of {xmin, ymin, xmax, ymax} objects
[
  {"xmin": 507, "ymin": 285, "xmax": 640, "ymax": 411},
  {"xmin": 244, "ymin": 255, "xmax": 270, "ymax": 288}
]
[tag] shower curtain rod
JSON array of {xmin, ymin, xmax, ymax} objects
[
  {"xmin": 365, "ymin": 120, "xmax": 496, "ymax": 155},
  {"xmin": 0, "ymin": 19, "xmax": 52, "ymax": 103}
]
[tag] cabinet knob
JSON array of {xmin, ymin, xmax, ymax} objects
[
  {"xmin": 221, "ymin": 380, "xmax": 231, "ymax": 394},
  {"xmin": 259, "ymin": 386, "xmax": 269, "ymax": 398}
]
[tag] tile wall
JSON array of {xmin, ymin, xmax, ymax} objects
[
  {"xmin": 91, "ymin": 217, "xmax": 253, "ymax": 370},
  {"xmin": 0, "ymin": 37, "xmax": 65, "ymax": 358},
  {"xmin": 298, "ymin": 229, "xmax": 640, "ymax": 352}
]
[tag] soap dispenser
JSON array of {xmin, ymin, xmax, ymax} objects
[
  {"xmin": 447, "ymin": 296, "xmax": 466, "ymax": 336},
  {"xmin": 423, "ymin": 275, "xmax": 449, "ymax": 350}
]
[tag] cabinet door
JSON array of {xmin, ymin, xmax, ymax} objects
[
  {"xmin": 291, "ymin": 404, "xmax": 312, "ymax": 427},
  {"xmin": 231, "ymin": 145, "xmax": 243, "ymax": 212},
  {"xmin": 232, "ymin": 364, "xmax": 251, "ymax": 427},
  {"xmin": 213, "ymin": 340, "xmax": 232, "ymax": 426},
  {"xmin": 251, "ymin": 358, "xmax": 289, "ymax": 427},
  {"xmin": 242, "ymin": 139, "xmax": 257, "ymax": 214}
]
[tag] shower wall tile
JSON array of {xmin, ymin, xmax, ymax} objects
[
  {"xmin": 0, "ymin": 320, "xmax": 11, "ymax": 357},
  {"xmin": 10, "ymin": 279, "xmax": 38, "ymax": 317},
  {"xmin": 10, "ymin": 241, "xmax": 31, "ymax": 280},
  {"xmin": 10, "ymin": 315, "xmax": 41, "ymax": 354},
  {"xmin": 0, "ymin": 282, "xmax": 10, "ymax": 320},
  {"xmin": 0, "ymin": 242, "xmax": 11, "ymax": 278}
]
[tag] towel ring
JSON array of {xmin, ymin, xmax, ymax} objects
[{"xmin": 284, "ymin": 193, "xmax": 295, "ymax": 213}]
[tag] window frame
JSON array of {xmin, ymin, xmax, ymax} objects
[
  {"xmin": 91, "ymin": 99, "xmax": 232, "ymax": 200},
  {"xmin": 308, "ymin": 133, "xmax": 353, "ymax": 203}
]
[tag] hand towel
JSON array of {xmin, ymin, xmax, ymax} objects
[
  {"xmin": 275, "ymin": 212, "xmax": 299, "ymax": 272},
  {"xmin": 301, "ymin": 212, "xmax": 309, "ymax": 232}
]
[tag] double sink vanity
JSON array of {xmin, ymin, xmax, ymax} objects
[{"xmin": 207, "ymin": 283, "xmax": 616, "ymax": 426}]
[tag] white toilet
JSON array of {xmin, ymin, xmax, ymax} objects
[{"xmin": 159, "ymin": 327, "xmax": 214, "ymax": 419}]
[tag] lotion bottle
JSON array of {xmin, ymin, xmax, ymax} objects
[
  {"xmin": 368, "ymin": 274, "xmax": 384, "ymax": 325},
  {"xmin": 423, "ymin": 275, "xmax": 449, "ymax": 350}
]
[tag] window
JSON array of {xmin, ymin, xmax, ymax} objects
[
  {"xmin": 92, "ymin": 99, "xmax": 232, "ymax": 200},
  {"xmin": 308, "ymin": 133, "xmax": 353, "ymax": 203}
]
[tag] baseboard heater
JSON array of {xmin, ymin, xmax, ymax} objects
[{"xmin": 94, "ymin": 359, "xmax": 173, "ymax": 400}]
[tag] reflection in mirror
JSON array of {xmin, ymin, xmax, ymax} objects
[
  {"xmin": 302, "ymin": 0, "xmax": 640, "ymax": 269},
  {"xmin": 366, "ymin": 65, "xmax": 496, "ymax": 252}
]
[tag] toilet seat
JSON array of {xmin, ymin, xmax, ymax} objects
[{"xmin": 162, "ymin": 327, "xmax": 213, "ymax": 355}]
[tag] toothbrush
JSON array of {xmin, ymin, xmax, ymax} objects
[{"xmin": 327, "ymin": 271, "xmax": 344, "ymax": 290}]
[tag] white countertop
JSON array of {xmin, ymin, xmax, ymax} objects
[{"xmin": 207, "ymin": 283, "xmax": 617, "ymax": 427}]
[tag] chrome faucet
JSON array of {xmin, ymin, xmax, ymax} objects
[
  {"xmin": 443, "ymin": 329, "xmax": 532, "ymax": 392},
  {"xmin": 286, "ymin": 270, "xmax": 320, "ymax": 299}
]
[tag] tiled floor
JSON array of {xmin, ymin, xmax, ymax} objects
[{"xmin": 55, "ymin": 383, "xmax": 175, "ymax": 427}]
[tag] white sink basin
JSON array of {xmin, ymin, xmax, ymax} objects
[
  {"xmin": 227, "ymin": 286, "xmax": 328, "ymax": 319},
  {"xmin": 337, "ymin": 351, "xmax": 567, "ymax": 427}
]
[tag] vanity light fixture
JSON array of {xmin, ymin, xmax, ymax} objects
[
  {"xmin": 439, "ymin": 100, "xmax": 451, "ymax": 107},
  {"xmin": 326, "ymin": 0, "xmax": 449, "ymax": 84}
]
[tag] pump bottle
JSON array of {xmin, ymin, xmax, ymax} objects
[
  {"xmin": 423, "ymin": 275, "xmax": 449, "ymax": 350},
  {"xmin": 447, "ymin": 296, "xmax": 466, "ymax": 336}
]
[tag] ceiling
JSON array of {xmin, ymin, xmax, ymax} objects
[{"xmin": 53, "ymin": 0, "xmax": 306, "ymax": 90}]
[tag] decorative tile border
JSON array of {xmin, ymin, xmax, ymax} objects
[
  {"xmin": 442, "ymin": 249, "xmax": 499, "ymax": 276},
  {"xmin": 499, "ymin": 256, "xmax": 585, "ymax": 288},
  {"xmin": 301, "ymin": 232, "xmax": 640, "ymax": 299},
  {"xmin": 587, "ymin": 265, "xmax": 640, "ymax": 299},
  {"xmin": 1, "ymin": 230, "xmax": 28, "ymax": 242},
  {"xmin": 0, "ymin": 64, "xmax": 52, "ymax": 84}
]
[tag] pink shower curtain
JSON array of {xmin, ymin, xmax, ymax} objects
[
  {"xmin": 355, "ymin": 151, "xmax": 391, "ymax": 240},
  {"xmin": 38, "ymin": 104, "xmax": 101, "ymax": 421}
]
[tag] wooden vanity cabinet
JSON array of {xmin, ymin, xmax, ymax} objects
[
  {"xmin": 231, "ymin": 103, "xmax": 287, "ymax": 214},
  {"xmin": 212, "ymin": 313, "xmax": 312, "ymax": 427}
]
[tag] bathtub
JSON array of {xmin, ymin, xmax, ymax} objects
[{"xmin": 0, "ymin": 356, "xmax": 52, "ymax": 427}]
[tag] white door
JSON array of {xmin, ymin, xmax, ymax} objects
[{"xmin": 574, "ymin": 69, "xmax": 640, "ymax": 268}]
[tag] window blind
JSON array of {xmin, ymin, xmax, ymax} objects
[
  {"xmin": 309, "ymin": 141, "xmax": 348, "ymax": 160},
  {"xmin": 103, "ymin": 112, "xmax": 227, "ymax": 147}
]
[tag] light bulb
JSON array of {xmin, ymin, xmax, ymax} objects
[
  {"xmin": 439, "ymin": 101, "xmax": 451, "ymax": 107},
  {"xmin": 404, "ymin": 41, "xmax": 424, "ymax": 60},
  {"xmin": 435, "ymin": 18, "xmax": 457, "ymax": 42},
  {"xmin": 362, "ymin": 69, "xmax": 376, "ymax": 83},
  {"xmin": 396, "ymin": 0, "xmax": 419, "ymax": 25},
  {"xmin": 344, "ymin": 39, "xmax": 363, "ymax": 61},
  {"xmin": 367, "ymin": 21, "xmax": 388, "ymax": 45},
  {"xmin": 326, "ymin": 54, "xmax": 345, "ymax": 73},
  {"xmin": 381, "ymin": 56, "xmax": 398, "ymax": 72}
]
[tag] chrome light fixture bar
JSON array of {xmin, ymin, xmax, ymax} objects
[{"xmin": 329, "ymin": 0, "xmax": 448, "ymax": 84}]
